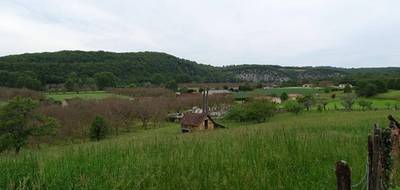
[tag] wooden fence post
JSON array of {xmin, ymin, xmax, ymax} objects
[
  {"xmin": 391, "ymin": 128, "xmax": 400, "ymax": 184},
  {"xmin": 336, "ymin": 160, "xmax": 352, "ymax": 190},
  {"xmin": 368, "ymin": 126, "xmax": 382, "ymax": 190}
]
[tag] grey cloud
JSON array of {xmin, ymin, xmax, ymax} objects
[{"xmin": 0, "ymin": 0, "xmax": 399, "ymax": 67}]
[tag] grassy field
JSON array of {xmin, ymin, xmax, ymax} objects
[
  {"xmin": 234, "ymin": 87, "xmax": 323, "ymax": 99},
  {"xmin": 1, "ymin": 110, "xmax": 399, "ymax": 189},
  {"xmin": 375, "ymin": 90, "xmax": 400, "ymax": 101},
  {"xmin": 45, "ymin": 91, "xmax": 128, "ymax": 101}
]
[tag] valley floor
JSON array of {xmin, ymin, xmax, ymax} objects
[{"xmin": 1, "ymin": 110, "xmax": 399, "ymax": 189}]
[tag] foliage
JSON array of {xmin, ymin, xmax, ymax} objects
[
  {"xmin": 343, "ymin": 84, "xmax": 352, "ymax": 93},
  {"xmin": 298, "ymin": 94, "xmax": 314, "ymax": 111},
  {"xmin": 341, "ymin": 94, "xmax": 357, "ymax": 111},
  {"xmin": 226, "ymin": 100, "xmax": 276, "ymax": 122},
  {"xmin": 94, "ymin": 72, "xmax": 117, "ymax": 90},
  {"xmin": 0, "ymin": 51, "xmax": 235, "ymax": 89},
  {"xmin": 0, "ymin": 97, "xmax": 57, "ymax": 153},
  {"xmin": 90, "ymin": 116, "xmax": 108, "ymax": 141},
  {"xmin": 372, "ymin": 80, "xmax": 388, "ymax": 93},
  {"xmin": 316, "ymin": 97, "xmax": 328, "ymax": 111},
  {"xmin": 284, "ymin": 100, "xmax": 304, "ymax": 114},
  {"xmin": 358, "ymin": 99, "xmax": 373, "ymax": 111},
  {"xmin": 280, "ymin": 92, "xmax": 289, "ymax": 102},
  {"xmin": 357, "ymin": 83, "xmax": 378, "ymax": 97},
  {"xmin": 165, "ymin": 80, "xmax": 178, "ymax": 91},
  {"xmin": 387, "ymin": 79, "xmax": 400, "ymax": 90},
  {"xmin": 238, "ymin": 85, "xmax": 253, "ymax": 91},
  {"xmin": 65, "ymin": 72, "xmax": 81, "ymax": 92}
]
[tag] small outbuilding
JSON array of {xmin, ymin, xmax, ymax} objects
[{"xmin": 180, "ymin": 89, "xmax": 225, "ymax": 133}]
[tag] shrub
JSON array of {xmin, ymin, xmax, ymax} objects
[
  {"xmin": 226, "ymin": 100, "xmax": 276, "ymax": 122},
  {"xmin": 284, "ymin": 100, "xmax": 303, "ymax": 114},
  {"xmin": 280, "ymin": 92, "xmax": 289, "ymax": 102},
  {"xmin": 357, "ymin": 83, "xmax": 378, "ymax": 97},
  {"xmin": 341, "ymin": 94, "xmax": 357, "ymax": 111},
  {"xmin": 298, "ymin": 95, "xmax": 314, "ymax": 111},
  {"xmin": 90, "ymin": 116, "xmax": 108, "ymax": 141},
  {"xmin": 358, "ymin": 99, "xmax": 373, "ymax": 111}
]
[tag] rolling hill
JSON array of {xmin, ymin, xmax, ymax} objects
[{"xmin": 0, "ymin": 51, "xmax": 399, "ymax": 88}]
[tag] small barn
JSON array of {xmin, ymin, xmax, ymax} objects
[
  {"xmin": 180, "ymin": 113, "xmax": 215, "ymax": 132},
  {"xmin": 180, "ymin": 89, "xmax": 224, "ymax": 133}
]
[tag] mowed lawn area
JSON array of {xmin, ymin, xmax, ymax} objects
[
  {"xmin": 1, "ymin": 110, "xmax": 399, "ymax": 189},
  {"xmin": 45, "ymin": 91, "xmax": 129, "ymax": 101}
]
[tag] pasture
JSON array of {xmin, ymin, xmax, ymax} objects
[
  {"xmin": 375, "ymin": 90, "xmax": 400, "ymax": 101},
  {"xmin": 1, "ymin": 110, "xmax": 399, "ymax": 189}
]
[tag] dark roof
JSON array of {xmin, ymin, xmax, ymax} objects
[{"xmin": 181, "ymin": 113, "xmax": 207, "ymax": 126}]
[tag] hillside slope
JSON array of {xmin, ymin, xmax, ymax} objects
[
  {"xmin": 0, "ymin": 51, "xmax": 235, "ymax": 85},
  {"xmin": 0, "ymin": 51, "xmax": 399, "ymax": 87}
]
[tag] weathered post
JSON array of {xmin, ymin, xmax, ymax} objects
[
  {"xmin": 336, "ymin": 160, "xmax": 352, "ymax": 190},
  {"xmin": 389, "ymin": 115, "xmax": 400, "ymax": 182},
  {"xmin": 391, "ymin": 128, "xmax": 400, "ymax": 183},
  {"xmin": 368, "ymin": 126, "xmax": 381, "ymax": 190}
]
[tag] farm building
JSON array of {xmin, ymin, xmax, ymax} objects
[
  {"xmin": 180, "ymin": 89, "xmax": 224, "ymax": 133},
  {"xmin": 302, "ymin": 84, "xmax": 314, "ymax": 88},
  {"xmin": 181, "ymin": 113, "xmax": 217, "ymax": 132},
  {"xmin": 338, "ymin": 83, "xmax": 353, "ymax": 89}
]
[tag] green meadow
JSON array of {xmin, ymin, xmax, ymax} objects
[
  {"xmin": 234, "ymin": 87, "xmax": 323, "ymax": 99},
  {"xmin": 375, "ymin": 90, "xmax": 400, "ymax": 101},
  {"xmin": 1, "ymin": 110, "xmax": 399, "ymax": 189}
]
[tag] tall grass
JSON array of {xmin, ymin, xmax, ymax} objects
[{"xmin": 0, "ymin": 110, "xmax": 398, "ymax": 189}]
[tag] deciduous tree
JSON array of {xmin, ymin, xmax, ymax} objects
[{"xmin": 0, "ymin": 97, "xmax": 57, "ymax": 153}]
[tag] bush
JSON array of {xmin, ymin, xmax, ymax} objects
[
  {"xmin": 90, "ymin": 116, "xmax": 108, "ymax": 141},
  {"xmin": 226, "ymin": 100, "xmax": 276, "ymax": 122},
  {"xmin": 341, "ymin": 94, "xmax": 357, "ymax": 111},
  {"xmin": 280, "ymin": 92, "xmax": 289, "ymax": 102},
  {"xmin": 284, "ymin": 100, "xmax": 304, "ymax": 114},
  {"xmin": 358, "ymin": 99, "xmax": 373, "ymax": 111},
  {"xmin": 357, "ymin": 83, "xmax": 378, "ymax": 97}
]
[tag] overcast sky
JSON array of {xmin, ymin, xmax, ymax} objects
[{"xmin": 1, "ymin": 0, "xmax": 399, "ymax": 67}]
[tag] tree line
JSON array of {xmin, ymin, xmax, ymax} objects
[{"xmin": 0, "ymin": 51, "xmax": 236, "ymax": 91}]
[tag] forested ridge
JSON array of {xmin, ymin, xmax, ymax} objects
[
  {"xmin": 0, "ymin": 51, "xmax": 235, "ymax": 89},
  {"xmin": 0, "ymin": 50, "xmax": 399, "ymax": 90}
]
